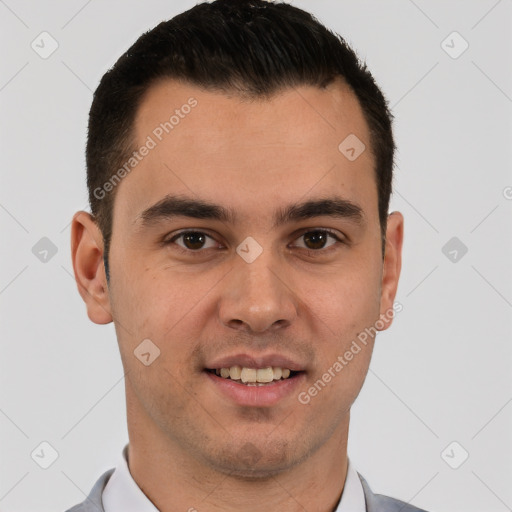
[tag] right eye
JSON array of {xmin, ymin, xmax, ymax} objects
[{"xmin": 164, "ymin": 230, "xmax": 222, "ymax": 255}]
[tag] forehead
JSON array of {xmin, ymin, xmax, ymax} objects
[{"xmin": 117, "ymin": 78, "xmax": 376, "ymax": 226}]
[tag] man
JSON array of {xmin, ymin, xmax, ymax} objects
[{"xmin": 68, "ymin": 0, "xmax": 425, "ymax": 510}]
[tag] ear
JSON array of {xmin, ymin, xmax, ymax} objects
[
  {"xmin": 377, "ymin": 211, "xmax": 404, "ymax": 331},
  {"xmin": 70, "ymin": 211, "xmax": 113, "ymax": 324}
]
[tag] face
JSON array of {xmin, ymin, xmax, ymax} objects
[{"xmin": 73, "ymin": 78, "xmax": 403, "ymax": 478}]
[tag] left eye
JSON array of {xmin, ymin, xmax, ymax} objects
[{"xmin": 291, "ymin": 230, "xmax": 341, "ymax": 251}]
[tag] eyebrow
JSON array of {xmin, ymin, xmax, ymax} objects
[{"xmin": 137, "ymin": 194, "xmax": 365, "ymax": 230}]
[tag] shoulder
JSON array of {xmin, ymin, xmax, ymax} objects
[
  {"xmin": 358, "ymin": 472, "xmax": 431, "ymax": 512},
  {"xmin": 64, "ymin": 468, "xmax": 115, "ymax": 512}
]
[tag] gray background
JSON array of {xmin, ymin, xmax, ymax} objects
[{"xmin": 1, "ymin": 1, "xmax": 511, "ymax": 511}]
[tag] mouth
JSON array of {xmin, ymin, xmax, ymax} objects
[
  {"xmin": 203, "ymin": 353, "xmax": 307, "ymax": 406},
  {"xmin": 205, "ymin": 366, "xmax": 301, "ymax": 386},
  {"xmin": 204, "ymin": 363, "xmax": 306, "ymax": 407}
]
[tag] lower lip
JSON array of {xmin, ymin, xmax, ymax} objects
[{"xmin": 204, "ymin": 370, "xmax": 306, "ymax": 407}]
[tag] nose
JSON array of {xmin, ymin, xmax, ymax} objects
[{"xmin": 218, "ymin": 249, "xmax": 298, "ymax": 334}]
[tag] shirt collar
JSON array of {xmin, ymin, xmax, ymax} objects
[
  {"xmin": 102, "ymin": 444, "xmax": 159, "ymax": 512},
  {"xmin": 103, "ymin": 444, "xmax": 366, "ymax": 512},
  {"xmin": 334, "ymin": 457, "xmax": 366, "ymax": 512}
]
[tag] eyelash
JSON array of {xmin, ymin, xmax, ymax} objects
[{"xmin": 163, "ymin": 229, "xmax": 345, "ymax": 257}]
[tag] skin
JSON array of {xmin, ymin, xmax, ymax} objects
[{"xmin": 71, "ymin": 77, "xmax": 403, "ymax": 512}]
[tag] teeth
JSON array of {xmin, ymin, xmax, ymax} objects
[
  {"xmin": 241, "ymin": 367, "xmax": 257, "ymax": 383},
  {"xmin": 213, "ymin": 366, "xmax": 294, "ymax": 383},
  {"xmin": 229, "ymin": 365, "xmax": 242, "ymax": 380},
  {"xmin": 256, "ymin": 367, "xmax": 273, "ymax": 383}
]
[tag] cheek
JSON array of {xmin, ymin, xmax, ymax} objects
[
  {"xmin": 110, "ymin": 266, "xmax": 222, "ymax": 373},
  {"xmin": 110, "ymin": 261, "xmax": 200, "ymax": 331},
  {"xmin": 295, "ymin": 258, "xmax": 381, "ymax": 334},
  {"xmin": 294, "ymin": 256, "xmax": 381, "ymax": 385}
]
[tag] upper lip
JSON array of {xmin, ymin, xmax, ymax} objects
[{"xmin": 206, "ymin": 353, "xmax": 306, "ymax": 372}]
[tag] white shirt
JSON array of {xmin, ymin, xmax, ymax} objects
[{"xmin": 103, "ymin": 444, "xmax": 366, "ymax": 512}]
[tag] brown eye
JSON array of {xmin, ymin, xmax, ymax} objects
[
  {"xmin": 167, "ymin": 231, "xmax": 218, "ymax": 252},
  {"xmin": 182, "ymin": 232, "xmax": 207, "ymax": 250},
  {"xmin": 293, "ymin": 230, "xmax": 341, "ymax": 251},
  {"xmin": 303, "ymin": 231, "xmax": 329, "ymax": 250}
]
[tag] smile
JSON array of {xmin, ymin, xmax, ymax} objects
[{"xmin": 207, "ymin": 365, "xmax": 296, "ymax": 385}]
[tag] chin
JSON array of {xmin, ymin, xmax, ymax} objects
[
  {"xmin": 204, "ymin": 439, "xmax": 308, "ymax": 480},
  {"xmin": 210, "ymin": 458, "xmax": 291, "ymax": 481}
]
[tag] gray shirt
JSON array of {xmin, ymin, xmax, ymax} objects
[{"xmin": 65, "ymin": 464, "xmax": 430, "ymax": 512}]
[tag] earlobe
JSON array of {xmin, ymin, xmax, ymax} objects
[
  {"xmin": 378, "ymin": 211, "xmax": 404, "ymax": 331},
  {"xmin": 71, "ymin": 211, "xmax": 113, "ymax": 325}
]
